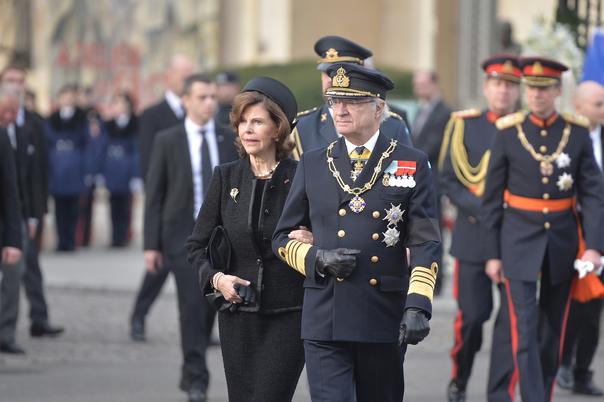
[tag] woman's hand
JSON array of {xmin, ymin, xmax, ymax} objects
[
  {"xmin": 288, "ymin": 226, "xmax": 314, "ymax": 244},
  {"xmin": 215, "ymin": 274, "xmax": 251, "ymax": 303}
]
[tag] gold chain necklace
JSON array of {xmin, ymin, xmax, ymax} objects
[
  {"xmin": 516, "ymin": 122, "xmax": 570, "ymax": 176},
  {"xmin": 326, "ymin": 139, "xmax": 397, "ymax": 213}
]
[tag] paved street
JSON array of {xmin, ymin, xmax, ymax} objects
[{"xmin": 0, "ymin": 193, "xmax": 602, "ymax": 401}]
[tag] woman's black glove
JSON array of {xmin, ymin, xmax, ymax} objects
[
  {"xmin": 315, "ymin": 248, "xmax": 361, "ymax": 279},
  {"xmin": 233, "ymin": 283, "xmax": 256, "ymax": 304},
  {"xmin": 398, "ymin": 308, "xmax": 430, "ymax": 345}
]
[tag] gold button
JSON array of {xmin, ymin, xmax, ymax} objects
[
  {"xmin": 539, "ymin": 145, "xmax": 547, "ymax": 153},
  {"xmin": 544, "ymin": 222, "xmax": 551, "ymax": 229},
  {"xmin": 369, "ymin": 278, "xmax": 378, "ymax": 286},
  {"xmin": 543, "ymin": 193, "xmax": 550, "ymax": 200},
  {"xmin": 338, "ymin": 230, "xmax": 346, "ymax": 238},
  {"xmin": 372, "ymin": 211, "xmax": 380, "ymax": 219},
  {"xmin": 540, "ymin": 130, "xmax": 548, "ymax": 137},
  {"xmin": 336, "ymin": 277, "xmax": 344, "ymax": 282},
  {"xmin": 542, "ymin": 207, "xmax": 549, "ymax": 214},
  {"xmin": 339, "ymin": 208, "xmax": 346, "ymax": 216},
  {"xmin": 371, "ymin": 256, "xmax": 379, "ymax": 263},
  {"xmin": 372, "ymin": 233, "xmax": 380, "ymax": 240},
  {"xmin": 542, "ymin": 177, "xmax": 549, "ymax": 184}
]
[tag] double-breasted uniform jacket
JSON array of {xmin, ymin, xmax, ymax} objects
[
  {"xmin": 0, "ymin": 130, "xmax": 22, "ymax": 250},
  {"xmin": 482, "ymin": 112, "xmax": 604, "ymax": 285},
  {"xmin": 440, "ymin": 109, "xmax": 500, "ymax": 263},
  {"xmin": 273, "ymin": 133, "xmax": 441, "ymax": 343},
  {"xmin": 291, "ymin": 103, "xmax": 412, "ymax": 158},
  {"xmin": 143, "ymin": 123, "xmax": 238, "ymax": 257},
  {"xmin": 186, "ymin": 158, "xmax": 304, "ymax": 313}
]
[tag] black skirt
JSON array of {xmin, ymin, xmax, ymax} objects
[{"xmin": 218, "ymin": 311, "xmax": 305, "ymax": 402}]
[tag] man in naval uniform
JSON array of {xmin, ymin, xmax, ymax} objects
[
  {"xmin": 291, "ymin": 35, "xmax": 411, "ymax": 159},
  {"xmin": 482, "ymin": 57, "xmax": 604, "ymax": 402},
  {"xmin": 273, "ymin": 62, "xmax": 441, "ymax": 402},
  {"xmin": 439, "ymin": 54, "xmax": 521, "ymax": 402}
]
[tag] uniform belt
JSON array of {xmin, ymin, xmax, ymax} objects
[{"xmin": 504, "ymin": 190, "xmax": 574, "ymax": 212}]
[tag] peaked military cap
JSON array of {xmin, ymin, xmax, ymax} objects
[
  {"xmin": 242, "ymin": 76, "xmax": 298, "ymax": 127},
  {"xmin": 520, "ymin": 56, "xmax": 568, "ymax": 87},
  {"xmin": 481, "ymin": 54, "xmax": 522, "ymax": 83},
  {"xmin": 324, "ymin": 62, "xmax": 394, "ymax": 100},
  {"xmin": 215, "ymin": 71, "xmax": 240, "ymax": 85},
  {"xmin": 314, "ymin": 35, "xmax": 373, "ymax": 71}
]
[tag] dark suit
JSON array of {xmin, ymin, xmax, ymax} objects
[
  {"xmin": 482, "ymin": 112, "xmax": 604, "ymax": 401},
  {"xmin": 0, "ymin": 130, "xmax": 22, "ymax": 251},
  {"xmin": 131, "ymin": 97, "xmax": 183, "ymax": 325},
  {"xmin": 439, "ymin": 110, "xmax": 514, "ymax": 400},
  {"xmin": 144, "ymin": 121, "xmax": 237, "ymax": 391},
  {"xmin": 273, "ymin": 134, "xmax": 441, "ymax": 401},
  {"xmin": 292, "ymin": 103, "xmax": 412, "ymax": 158}
]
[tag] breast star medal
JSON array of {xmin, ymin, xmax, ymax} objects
[
  {"xmin": 556, "ymin": 172, "xmax": 574, "ymax": 191},
  {"xmin": 556, "ymin": 152, "xmax": 571, "ymax": 169},
  {"xmin": 383, "ymin": 203, "xmax": 405, "ymax": 226},
  {"xmin": 382, "ymin": 226, "xmax": 401, "ymax": 247},
  {"xmin": 349, "ymin": 195, "xmax": 366, "ymax": 213},
  {"xmin": 230, "ymin": 188, "xmax": 239, "ymax": 203}
]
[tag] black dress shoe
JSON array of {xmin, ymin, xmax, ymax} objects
[
  {"xmin": 0, "ymin": 341, "xmax": 26, "ymax": 354},
  {"xmin": 573, "ymin": 370, "xmax": 604, "ymax": 396},
  {"xmin": 556, "ymin": 365, "xmax": 574, "ymax": 389},
  {"xmin": 30, "ymin": 322, "xmax": 65, "ymax": 337},
  {"xmin": 187, "ymin": 382, "xmax": 206, "ymax": 402},
  {"xmin": 447, "ymin": 380, "xmax": 466, "ymax": 402},
  {"xmin": 130, "ymin": 316, "xmax": 146, "ymax": 342}
]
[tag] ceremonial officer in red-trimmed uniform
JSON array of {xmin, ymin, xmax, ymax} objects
[
  {"xmin": 439, "ymin": 55, "xmax": 521, "ymax": 402},
  {"xmin": 482, "ymin": 57, "xmax": 604, "ymax": 402},
  {"xmin": 291, "ymin": 35, "xmax": 411, "ymax": 159},
  {"xmin": 273, "ymin": 62, "xmax": 441, "ymax": 402}
]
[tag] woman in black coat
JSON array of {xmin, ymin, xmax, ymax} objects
[{"xmin": 186, "ymin": 77, "xmax": 310, "ymax": 402}]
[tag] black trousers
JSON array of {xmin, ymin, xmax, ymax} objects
[
  {"xmin": 506, "ymin": 261, "xmax": 572, "ymax": 402},
  {"xmin": 449, "ymin": 260, "xmax": 514, "ymax": 401},
  {"xmin": 109, "ymin": 193, "xmax": 131, "ymax": 247},
  {"xmin": 304, "ymin": 339, "xmax": 406, "ymax": 402},
  {"xmin": 76, "ymin": 187, "xmax": 94, "ymax": 247},
  {"xmin": 54, "ymin": 195, "xmax": 80, "ymax": 251},
  {"xmin": 165, "ymin": 252, "xmax": 215, "ymax": 391},
  {"xmin": 23, "ymin": 221, "xmax": 49, "ymax": 325},
  {"xmin": 561, "ymin": 297, "xmax": 603, "ymax": 375}
]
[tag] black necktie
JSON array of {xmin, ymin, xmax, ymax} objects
[{"xmin": 200, "ymin": 129, "xmax": 212, "ymax": 195}]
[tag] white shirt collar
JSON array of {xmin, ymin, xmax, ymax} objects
[
  {"xmin": 165, "ymin": 90, "xmax": 184, "ymax": 118},
  {"xmin": 185, "ymin": 117, "xmax": 214, "ymax": 135},
  {"xmin": 590, "ymin": 125, "xmax": 602, "ymax": 170},
  {"xmin": 344, "ymin": 129, "xmax": 380, "ymax": 154}
]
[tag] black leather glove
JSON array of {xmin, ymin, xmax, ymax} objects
[
  {"xmin": 315, "ymin": 248, "xmax": 361, "ymax": 279},
  {"xmin": 233, "ymin": 283, "xmax": 256, "ymax": 305},
  {"xmin": 399, "ymin": 308, "xmax": 430, "ymax": 346}
]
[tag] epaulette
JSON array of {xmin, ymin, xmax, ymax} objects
[
  {"xmin": 495, "ymin": 111, "xmax": 525, "ymax": 130},
  {"xmin": 561, "ymin": 112, "xmax": 589, "ymax": 128},
  {"xmin": 451, "ymin": 108, "xmax": 481, "ymax": 119},
  {"xmin": 296, "ymin": 106, "xmax": 319, "ymax": 117},
  {"xmin": 388, "ymin": 111, "xmax": 403, "ymax": 121}
]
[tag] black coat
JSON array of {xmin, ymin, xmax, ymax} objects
[
  {"xmin": 186, "ymin": 158, "xmax": 305, "ymax": 313},
  {"xmin": 0, "ymin": 130, "xmax": 22, "ymax": 249},
  {"xmin": 412, "ymin": 99, "xmax": 452, "ymax": 165},
  {"xmin": 143, "ymin": 122, "xmax": 238, "ymax": 256},
  {"xmin": 138, "ymin": 99, "xmax": 182, "ymax": 181},
  {"xmin": 23, "ymin": 109, "xmax": 49, "ymax": 216}
]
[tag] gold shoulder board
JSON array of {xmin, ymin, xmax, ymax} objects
[
  {"xmin": 296, "ymin": 106, "xmax": 319, "ymax": 117},
  {"xmin": 495, "ymin": 112, "xmax": 525, "ymax": 130},
  {"xmin": 561, "ymin": 112, "xmax": 589, "ymax": 128},
  {"xmin": 388, "ymin": 111, "xmax": 403, "ymax": 121},
  {"xmin": 451, "ymin": 108, "xmax": 481, "ymax": 119}
]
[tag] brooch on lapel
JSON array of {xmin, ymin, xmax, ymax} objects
[
  {"xmin": 382, "ymin": 160, "xmax": 417, "ymax": 188},
  {"xmin": 230, "ymin": 188, "xmax": 239, "ymax": 203}
]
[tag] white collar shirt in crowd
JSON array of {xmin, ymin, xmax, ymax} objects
[
  {"xmin": 590, "ymin": 125, "xmax": 603, "ymax": 171},
  {"xmin": 185, "ymin": 117, "xmax": 219, "ymax": 218},
  {"xmin": 6, "ymin": 123, "xmax": 17, "ymax": 149},
  {"xmin": 165, "ymin": 90, "xmax": 185, "ymax": 119}
]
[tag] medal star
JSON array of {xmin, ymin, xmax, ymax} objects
[
  {"xmin": 556, "ymin": 172, "xmax": 574, "ymax": 191},
  {"xmin": 382, "ymin": 227, "xmax": 400, "ymax": 247},
  {"xmin": 556, "ymin": 152, "xmax": 571, "ymax": 169},
  {"xmin": 383, "ymin": 203, "xmax": 405, "ymax": 226}
]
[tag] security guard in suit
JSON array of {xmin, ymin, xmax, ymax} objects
[
  {"xmin": 273, "ymin": 62, "xmax": 441, "ymax": 402},
  {"xmin": 291, "ymin": 35, "xmax": 411, "ymax": 159},
  {"xmin": 439, "ymin": 55, "xmax": 521, "ymax": 402},
  {"xmin": 482, "ymin": 57, "xmax": 604, "ymax": 402}
]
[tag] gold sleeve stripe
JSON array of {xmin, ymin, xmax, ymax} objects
[
  {"xmin": 408, "ymin": 264, "xmax": 438, "ymax": 302},
  {"xmin": 283, "ymin": 240, "xmax": 311, "ymax": 276},
  {"xmin": 412, "ymin": 272, "xmax": 436, "ymax": 286}
]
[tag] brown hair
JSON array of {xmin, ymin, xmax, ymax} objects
[{"xmin": 230, "ymin": 91, "xmax": 294, "ymax": 160}]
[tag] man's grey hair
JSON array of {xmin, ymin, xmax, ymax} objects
[{"xmin": 374, "ymin": 98, "xmax": 389, "ymax": 124}]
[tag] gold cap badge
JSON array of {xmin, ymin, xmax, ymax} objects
[
  {"xmin": 532, "ymin": 62, "xmax": 543, "ymax": 75},
  {"xmin": 503, "ymin": 60, "xmax": 513, "ymax": 73},
  {"xmin": 332, "ymin": 67, "xmax": 350, "ymax": 88},
  {"xmin": 325, "ymin": 48, "xmax": 339, "ymax": 60}
]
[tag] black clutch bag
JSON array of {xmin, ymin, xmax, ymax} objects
[{"xmin": 202, "ymin": 226, "xmax": 233, "ymax": 310}]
